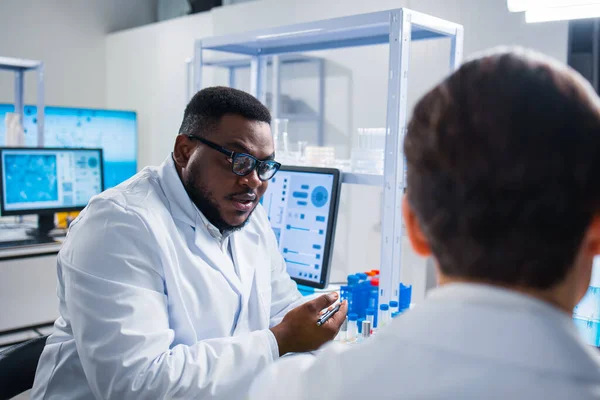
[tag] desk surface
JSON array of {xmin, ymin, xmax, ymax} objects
[{"xmin": 0, "ymin": 227, "xmax": 64, "ymax": 260}]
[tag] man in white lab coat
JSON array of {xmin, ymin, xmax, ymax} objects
[
  {"xmin": 249, "ymin": 48, "xmax": 600, "ymax": 399},
  {"xmin": 31, "ymin": 86, "xmax": 347, "ymax": 399}
]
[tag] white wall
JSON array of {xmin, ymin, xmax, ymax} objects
[
  {"xmin": 0, "ymin": 0, "xmax": 156, "ymax": 108},
  {"xmin": 105, "ymin": 0, "xmax": 569, "ymax": 298}
]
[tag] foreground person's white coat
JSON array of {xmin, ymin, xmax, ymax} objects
[
  {"xmin": 32, "ymin": 156, "xmax": 303, "ymax": 399},
  {"xmin": 250, "ymin": 284, "xmax": 600, "ymax": 400}
]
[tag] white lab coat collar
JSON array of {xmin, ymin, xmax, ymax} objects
[
  {"xmin": 156, "ymin": 155, "xmax": 259, "ymax": 302},
  {"xmin": 401, "ymin": 283, "xmax": 600, "ymax": 380},
  {"xmin": 157, "ymin": 155, "xmax": 198, "ymax": 228}
]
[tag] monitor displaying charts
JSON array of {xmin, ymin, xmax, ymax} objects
[
  {"xmin": 260, "ymin": 166, "xmax": 341, "ymax": 289},
  {"xmin": 0, "ymin": 104, "xmax": 137, "ymax": 189},
  {"xmin": 0, "ymin": 147, "xmax": 104, "ymax": 214},
  {"xmin": 574, "ymin": 258, "xmax": 600, "ymax": 347}
]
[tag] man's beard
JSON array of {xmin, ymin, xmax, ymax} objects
[{"xmin": 183, "ymin": 175, "xmax": 254, "ymax": 234}]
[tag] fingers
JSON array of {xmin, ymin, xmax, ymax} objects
[
  {"xmin": 308, "ymin": 292, "xmax": 338, "ymax": 313},
  {"xmin": 319, "ymin": 302, "xmax": 339, "ymax": 315},
  {"xmin": 327, "ymin": 300, "xmax": 348, "ymax": 328}
]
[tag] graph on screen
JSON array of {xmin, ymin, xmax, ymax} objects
[
  {"xmin": 574, "ymin": 258, "xmax": 600, "ymax": 346},
  {"xmin": 261, "ymin": 170, "xmax": 335, "ymax": 285},
  {"xmin": 0, "ymin": 104, "xmax": 137, "ymax": 188}
]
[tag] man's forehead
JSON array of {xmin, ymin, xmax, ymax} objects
[{"xmin": 216, "ymin": 115, "xmax": 273, "ymax": 157}]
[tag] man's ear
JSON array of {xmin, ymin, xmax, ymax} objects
[
  {"xmin": 403, "ymin": 196, "xmax": 432, "ymax": 257},
  {"xmin": 173, "ymin": 134, "xmax": 195, "ymax": 168},
  {"xmin": 583, "ymin": 215, "xmax": 600, "ymax": 257}
]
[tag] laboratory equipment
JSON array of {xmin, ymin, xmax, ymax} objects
[
  {"xmin": 357, "ymin": 317, "xmax": 365, "ymax": 334},
  {"xmin": 379, "ymin": 304, "xmax": 391, "ymax": 329},
  {"xmin": 573, "ymin": 258, "xmax": 600, "ymax": 346},
  {"xmin": 272, "ymin": 118, "xmax": 289, "ymax": 155},
  {"xmin": 389, "ymin": 300, "xmax": 399, "ymax": 316},
  {"xmin": 0, "ymin": 57, "xmax": 44, "ymax": 146},
  {"xmin": 347, "ymin": 313, "xmax": 358, "ymax": 342},
  {"xmin": 391, "ymin": 312, "xmax": 400, "ymax": 319},
  {"xmin": 260, "ymin": 165, "xmax": 341, "ymax": 289},
  {"xmin": 366, "ymin": 308, "xmax": 375, "ymax": 329},
  {"xmin": 336, "ymin": 316, "xmax": 348, "ymax": 342},
  {"xmin": 351, "ymin": 128, "xmax": 386, "ymax": 175},
  {"xmin": 0, "ymin": 147, "xmax": 104, "ymax": 240},
  {"xmin": 305, "ymin": 146, "xmax": 335, "ymax": 167},
  {"xmin": 362, "ymin": 320, "xmax": 372, "ymax": 339},
  {"xmin": 297, "ymin": 141, "xmax": 308, "ymax": 161},
  {"xmin": 0, "ymin": 104, "xmax": 138, "ymax": 189},
  {"xmin": 399, "ymin": 283, "xmax": 413, "ymax": 312},
  {"xmin": 192, "ymin": 7, "xmax": 464, "ymax": 314}
]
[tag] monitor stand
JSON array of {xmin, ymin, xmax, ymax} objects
[
  {"xmin": 26, "ymin": 214, "xmax": 56, "ymax": 241},
  {"xmin": 0, "ymin": 214, "xmax": 59, "ymax": 249}
]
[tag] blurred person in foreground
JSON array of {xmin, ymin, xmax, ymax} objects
[{"xmin": 249, "ymin": 48, "xmax": 600, "ymax": 399}]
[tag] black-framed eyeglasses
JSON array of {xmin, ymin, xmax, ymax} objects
[{"xmin": 187, "ymin": 135, "xmax": 281, "ymax": 181}]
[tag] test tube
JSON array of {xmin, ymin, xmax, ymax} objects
[
  {"xmin": 362, "ymin": 320, "xmax": 372, "ymax": 339},
  {"xmin": 357, "ymin": 317, "xmax": 365, "ymax": 335},
  {"xmin": 336, "ymin": 316, "xmax": 348, "ymax": 342},
  {"xmin": 347, "ymin": 313, "xmax": 358, "ymax": 342},
  {"xmin": 366, "ymin": 307, "xmax": 376, "ymax": 329},
  {"xmin": 389, "ymin": 300, "xmax": 399, "ymax": 316},
  {"xmin": 379, "ymin": 304, "xmax": 390, "ymax": 328},
  {"xmin": 356, "ymin": 273, "xmax": 368, "ymax": 283}
]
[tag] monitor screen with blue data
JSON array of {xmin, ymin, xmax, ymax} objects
[
  {"xmin": 0, "ymin": 104, "xmax": 137, "ymax": 189},
  {"xmin": 574, "ymin": 258, "xmax": 600, "ymax": 347},
  {"xmin": 260, "ymin": 166, "xmax": 340, "ymax": 289},
  {"xmin": 0, "ymin": 147, "xmax": 104, "ymax": 215}
]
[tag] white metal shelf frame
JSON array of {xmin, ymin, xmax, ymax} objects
[
  {"xmin": 0, "ymin": 57, "xmax": 45, "ymax": 147},
  {"xmin": 192, "ymin": 8, "xmax": 463, "ymax": 305},
  {"xmin": 196, "ymin": 55, "xmax": 326, "ymax": 145}
]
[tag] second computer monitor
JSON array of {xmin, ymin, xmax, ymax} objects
[
  {"xmin": 0, "ymin": 147, "xmax": 104, "ymax": 237},
  {"xmin": 261, "ymin": 166, "xmax": 341, "ymax": 289}
]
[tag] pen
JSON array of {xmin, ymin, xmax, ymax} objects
[{"xmin": 316, "ymin": 303, "xmax": 341, "ymax": 327}]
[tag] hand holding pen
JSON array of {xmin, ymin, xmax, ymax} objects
[{"xmin": 270, "ymin": 292, "xmax": 348, "ymax": 356}]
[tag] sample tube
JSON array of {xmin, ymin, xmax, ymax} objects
[
  {"xmin": 366, "ymin": 307, "xmax": 375, "ymax": 329},
  {"xmin": 347, "ymin": 313, "xmax": 358, "ymax": 342},
  {"xmin": 379, "ymin": 304, "xmax": 390, "ymax": 328},
  {"xmin": 362, "ymin": 320, "xmax": 372, "ymax": 339},
  {"xmin": 356, "ymin": 272, "xmax": 368, "ymax": 283},
  {"xmin": 389, "ymin": 300, "xmax": 399, "ymax": 316},
  {"xmin": 336, "ymin": 316, "xmax": 348, "ymax": 342},
  {"xmin": 357, "ymin": 317, "xmax": 365, "ymax": 334},
  {"xmin": 391, "ymin": 312, "xmax": 400, "ymax": 319}
]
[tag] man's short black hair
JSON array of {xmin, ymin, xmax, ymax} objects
[
  {"xmin": 179, "ymin": 86, "xmax": 271, "ymax": 137},
  {"xmin": 405, "ymin": 48, "xmax": 600, "ymax": 289}
]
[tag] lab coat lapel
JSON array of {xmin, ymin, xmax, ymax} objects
[
  {"xmin": 157, "ymin": 155, "xmax": 196, "ymax": 228},
  {"xmin": 193, "ymin": 215, "xmax": 243, "ymax": 296},
  {"xmin": 158, "ymin": 155, "xmax": 244, "ymax": 295},
  {"xmin": 231, "ymin": 228, "xmax": 259, "ymax": 305}
]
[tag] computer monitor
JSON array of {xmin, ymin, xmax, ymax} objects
[
  {"xmin": 0, "ymin": 104, "xmax": 137, "ymax": 189},
  {"xmin": 574, "ymin": 258, "xmax": 600, "ymax": 347},
  {"xmin": 260, "ymin": 166, "xmax": 341, "ymax": 289},
  {"xmin": 0, "ymin": 147, "xmax": 104, "ymax": 238}
]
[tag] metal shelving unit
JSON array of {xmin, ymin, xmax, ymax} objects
[
  {"xmin": 192, "ymin": 8, "xmax": 463, "ymax": 305},
  {"xmin": 187, "ymin": 54, "xmax": 325, "ymax": 144},
  {"xmin": 0, "ymin": 56, "xmax": 45, "ymax": 147}
]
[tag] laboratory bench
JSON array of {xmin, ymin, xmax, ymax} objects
[{"xmin": 0, "ymin": 226, "xmax": 64, "ymax": 335}]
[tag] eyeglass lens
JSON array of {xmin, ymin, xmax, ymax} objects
[{"xmin": 232, "ymin": 154, "xmax": 278, "ymax": 181}]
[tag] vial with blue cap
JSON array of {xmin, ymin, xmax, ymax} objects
[
  {"xmin": 389, "ymin": 300, "xmax": 399, "ymax": 316},
  {"xmin": 379, "ymin": 304, "xmax": 390, "ymax": 328},
  {"xmin": 366, "ymin": 307, "xmax": 376, "ymax": 329},
  {"xmin": 347, "ymin": 313, "xmax": 359, "ymax": 342},
  {"xmin": 347, "ymin": 275, "xmax": 359, "ymax": 313}
]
